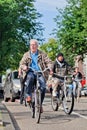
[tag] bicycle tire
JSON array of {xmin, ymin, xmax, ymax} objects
[
  {"xmin": 51, "ymin": 94, "xmax": 58, "ymax": 111},
  {"xmin": 62, "ymin": 86, "xmax": 74, "ymax": 114},
  {"xmin": 35, "ymin": 89, "xmax": 41, "ymax": 123},
  {"xmin": 31, "ymin": 101, "xmax": 35, "ymax": 118}
]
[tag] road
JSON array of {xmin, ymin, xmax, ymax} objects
[{"xmin": 2, "ymin": 94, "xmax": 87, "ymax": 130}]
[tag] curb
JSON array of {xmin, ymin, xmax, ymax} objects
[
  {"xmin": 0, "ymin": 102, "xmax": 15, "ymax": 130},
  {"xmin": 0, "ymin": 109, "xmax": 4, "ymax": 127}
]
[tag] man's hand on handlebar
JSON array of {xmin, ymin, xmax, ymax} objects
[{"xmin": 22, "ymin": 65, "xmax": 28, "ymax": 71}]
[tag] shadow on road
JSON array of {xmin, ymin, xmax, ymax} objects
[{"xmin": 40, "ymin": 111, "xmax": 78, "ymax": 124}]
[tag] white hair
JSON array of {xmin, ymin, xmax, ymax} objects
[{"xmin": 30, "ymin": 39, "xmax": 38, "ymax": 45}]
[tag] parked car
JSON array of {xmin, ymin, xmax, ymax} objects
[
  {"xmin": 4, "ymin": 69, "xmax": 21, "ymax": 102},
  {"xmin": 81, "ymin": 87, "xmax": 87, "ymax": 96}
]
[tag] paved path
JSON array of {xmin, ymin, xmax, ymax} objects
[
  {"xmin": 1, "ymin": 95, "xmax": 87, "ymax": 130},
  {"xmin": 0, "ymin": 102, "xmax": 15, "ymax": 130}
]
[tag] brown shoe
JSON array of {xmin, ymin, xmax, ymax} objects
[{"xmin": 26, "ymin": 96, "xmax": 31, "ymax": 103}]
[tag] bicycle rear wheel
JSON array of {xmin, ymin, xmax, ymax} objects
[
  {"xmin": 35, "ymin": 89, "xmax": 41, "ymax": 123},
  {"xmin": 62, "ymin": 86, "xmax": 74, "ymax": 114}
]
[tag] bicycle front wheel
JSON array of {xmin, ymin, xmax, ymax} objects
[
  {"xmin": 62, "ymin": 87, "xmax": 74, "ymax": 114},
  {"xmin": 51, "ymin": 94, "xmax": 58, "ymax": 111},
  {"xmin": 35, "ymin": 89, "xmax": 41, "ymax": 123}
]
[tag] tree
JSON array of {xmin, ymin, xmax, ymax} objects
[
  {"xmin": 54, "ymin": 0, "xmax": 87, "ymax": 65},
  {"xmin": 0, "ymin": 0, "xmax": 44, "ymax": 73},
  {"xmin": 40, "ymin": 38, "xmax": 62, "ymax": 61}
]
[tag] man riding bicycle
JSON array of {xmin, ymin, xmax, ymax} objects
[
  {"xmin": 47, "ymin": 53, "xmax": 71, "ymax": 97},
  {"xmin": 19, "ymin": 39, "xmax": 53, "ymax": 111}
]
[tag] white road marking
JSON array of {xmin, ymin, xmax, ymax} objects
[
  {"xmin": 44, "ymin": 96, "xmax": 87, "ymax": 120},
  {"xmin": 58, "ymin": 106, "xmax": 87, "ymax": 120},
  {"xmin": 73, "ymin": 111, "xmax": 87, "ymax": 120}
]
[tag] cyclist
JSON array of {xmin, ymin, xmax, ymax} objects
[
  {"xmin": 19, "ymin": 39, "xmax": 53, "ymax": 111},
  {"xmin": 72, "ymin": 67, "xmax": 82, "ymax": 99},
  {"xmin": 47, "ymin": 52, "xmax": 71, "ymax": 97}
]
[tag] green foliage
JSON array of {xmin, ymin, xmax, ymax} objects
[
  {"xmin": 40, "ymin": 38, "xmax": 62, "ymax": 61},
  {"xmin": 0, "ymin": 0, "xmax": 44, "ymax": 73},
  {"xmin": 54, "ymin": 0, "xmax": 87, "ymax": 65}
]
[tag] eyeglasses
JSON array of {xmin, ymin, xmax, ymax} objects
[{"xmin": 30, "ymin": 44, "xmax": 37, "ymax": 46}]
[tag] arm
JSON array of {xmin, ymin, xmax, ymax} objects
[
  {"xmin": 19, "ymin": 52, "xmax": 31, "ymax": 71},
  {"xmin": 18, "ymin": 67, "xmax": 22, "ymax": 77}
]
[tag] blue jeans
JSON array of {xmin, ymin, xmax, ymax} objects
[
  {"xmin": 73, "ymin": 80, "xmax": 82, "ymax": 97},
  {"xmin": 24, "ymin": 71, "xmax": 46, "ymax": 104}
]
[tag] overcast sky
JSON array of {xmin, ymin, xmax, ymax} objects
[{"xmin": 34, "ymin": 0, "xmax": 68, "ymax": 42}]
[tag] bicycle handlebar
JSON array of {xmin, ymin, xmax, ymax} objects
[
  {"xmin": 53, "ymin": 73, "xmax": 73, "ymax": 80},
  {"xmin": 28, "ymin": 67, "xmax": 50, "ymax": 74}
]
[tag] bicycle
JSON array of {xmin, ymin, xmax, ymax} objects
[
  {"xmin": 25, "ymin": 67, "xmax": 49, "ymax": 123},
  {"xmin": 50, "ymin": 74, "xmax": 74, "ymax": 115}
]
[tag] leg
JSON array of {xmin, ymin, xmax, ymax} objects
[
  {"xmin": 52, "ymin": 78, "xmax": 59, "ymax": 97},
  {"xmin": 77, "ymin": 82, "xmax": 82, "ymax": 102},
  {"xmin": 73, "ymin": 81, "xmax": 77, "ymax": 97},
  {"xmin": 38, "ymin": 75, "xmax": 46, "ymax": 104},
  {"xmin": 24, "ymin": 71, "xmax": 35, "ymax": 102}
]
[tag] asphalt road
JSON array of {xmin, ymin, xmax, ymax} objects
[{"xmin": 2, "ymin": 94, "xmax": 87, "ymax": 130}]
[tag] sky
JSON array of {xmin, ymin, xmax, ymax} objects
[{"xmin": 34, "ymin": 0, "xmax": 68, "ymax": 42}]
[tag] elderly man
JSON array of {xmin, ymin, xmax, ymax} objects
[{"xmin": 19, "ymin": 39, "xmax": 53, "ymax": 107}]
